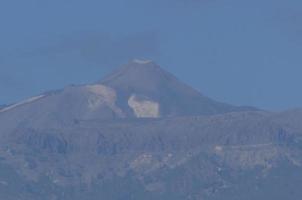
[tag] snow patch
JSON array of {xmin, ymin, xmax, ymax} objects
[
  {"xmin": 85, "ymin": 84, "xmax": 125, "ymax": 117},
  {"xmin": 0, "ymin": 95, "xmax": 45, "ymax": 113},
  {"xmin": 86, "ymin": 84, "xmax": 116, "ymax": 104},
  {"xmin": 215, "ymin": 146, "xmax": 223, "ymax": 152},
  {"xmin": 133, "ymin": 59, "xmax": 153, "ymax": 64},
  {"xmin": 128, "ymin": 94, "xmax": 160, "ymax": 118}
]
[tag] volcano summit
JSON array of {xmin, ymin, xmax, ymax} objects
[{"xmin": 0, "ymin": 60, "xmax": 301, "ymax": 200}]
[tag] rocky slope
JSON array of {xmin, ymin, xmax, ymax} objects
[
  {"xmin": 0, "ymin": 60, "xmax": 255, "ymax": 127},
  {"xmin": 0, "ymin": 60, "xmax": 301, "ymax": 200}
]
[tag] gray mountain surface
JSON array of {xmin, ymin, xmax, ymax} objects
[
  {"xmin": 0, "ymin": 60, "xmax": 301, "ymax": 200},
  {"xmin": 0, "ymin": 60, "xmax": 255, "ymax": 128},
  {"xmin": 100, "ymin": 60, "xmax": 255, "ymax": 117}
]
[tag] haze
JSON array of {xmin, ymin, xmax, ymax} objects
[{"xmin": 1, "ymin": 0, "xmax": 302, "ymax": 110}]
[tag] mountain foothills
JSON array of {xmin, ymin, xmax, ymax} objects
[{"xmin": 1, "ymin": 60, "xmax": 302, "ymax": 200}]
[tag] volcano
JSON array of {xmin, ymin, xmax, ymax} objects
[
  {"xmin": 1, "ymin": 60, "xmax": 301, "ymax": 200},
  {"xmin": 0, "ymin": 59, "xmax": 255, "ymax": 125}
]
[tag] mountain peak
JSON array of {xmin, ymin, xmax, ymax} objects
[
  {"xmin": 0, "ymin": 60, "xmax": 256, "ymax": 122},
  {"xmin": 98, "ymin": 60, "xmax": 253, "ymax": 117},
  {"xmin": 124, "ymin": 59, "xmax": 162, "ymax": 74},
  {"xmin": 132, "ymin": 59, "xmax": 154, "ymax": 65},
  {"xmin": 100, "ymin": 59, "xmax": 168, "ymax": 90}
]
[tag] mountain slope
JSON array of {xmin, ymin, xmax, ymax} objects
[
  {"xmin": 1, "ymin": 110, "xmax": 302, "ymax": 200},
  {"xmin": 100, "ymin": 59, "xmax": 255, "ymax": 117},
  {"xmin": 2, "ymin": 60, "xmax": 302, "ymax": 200},
  {"xmin": 0, "ymin": 60, "xmax": 256, "ymax": 130}
]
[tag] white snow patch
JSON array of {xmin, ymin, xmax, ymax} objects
[
  {"xmin": 128, "ymin": 95, "xmax": 160, "ymax": 118},
  {"xmin": 0, "ymin": 95, "xmax": 45, "ymax": 113},
  {"xmin": 85, "ymin": 84, "xmax": 125, "ymax": 117},
  {"xmin": 133, "ymin": 59, "xmax": 153, "ymax": 64},
  {"xmin": 215, "ymin": 146, "xmax": 223, "ymax": 152},
  {"xmin": 86, "ymin": 84, "xmax": 116, "ymax": 104},
  {"xmin": 86, "ymin": 85, "xmax": 116, "ymax": 111}
]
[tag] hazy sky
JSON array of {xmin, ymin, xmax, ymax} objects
[{"xmin": 1, "ymin": 0, "xmax": 302, "ymax": 110}]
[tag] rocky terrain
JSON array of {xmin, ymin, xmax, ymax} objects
[{"xmin": 0, "ymin": 60, "xmax": 301, "ymax": 200}]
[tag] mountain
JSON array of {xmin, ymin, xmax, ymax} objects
[
  {"xmin": 0, "ymin": 60, "xmax": 301, "ymax": 200},
  {"xmin": 0, "ymin": 60, "xmax": 255, "ymax": 129},
  {"xmin": 99, "ymin": 59, "xmax": 255, "ymax": 117}
]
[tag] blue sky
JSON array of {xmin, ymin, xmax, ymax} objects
[{"xmin": 0, "ymin": 0, "xmax": 302, "ymax": 110}]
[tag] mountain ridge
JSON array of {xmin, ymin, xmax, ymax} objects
[
  {"xmin": 2, "ymin": 60, "xmax": 301, "ymax": 200},
  {"xmin": 1, "ymin": 108, "xmax": 302, "ymax": 200},
  {"xmin": 0, "ymin": 60, "xmax": 257, "ymax": 120}
]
